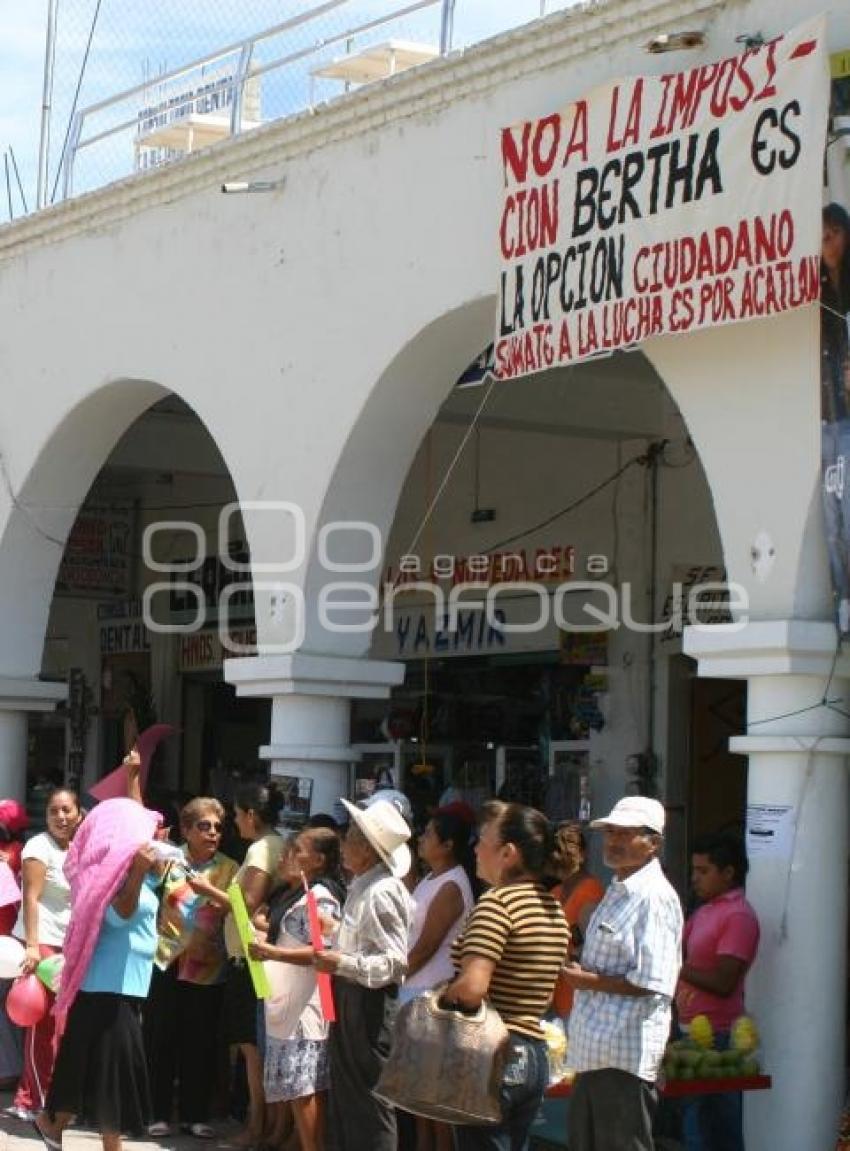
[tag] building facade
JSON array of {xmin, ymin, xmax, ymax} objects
[{"xmin": 1, "ymin": 0, "xmax": 849, "ymax": 1146}]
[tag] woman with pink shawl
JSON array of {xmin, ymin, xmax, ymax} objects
[{"xmin": 33, "ymin": 784, "xmax": 162, "ymax": 1151}]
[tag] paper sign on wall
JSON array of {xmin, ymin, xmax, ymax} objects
[{"xmin": 746, "ymin": 803, "xmax": 795, "ymax": 859}]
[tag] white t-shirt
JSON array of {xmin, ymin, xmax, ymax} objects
[
  {"xmin": 405, "ymin": 864, "xmax": 474, "ymax": 993},
  {"xmin": 224, "ymin": 833, "xmax": 284, "ymax": 959},
  {"xmin": 12, "ymin": 832, "xmax": 72, "ymax": 947}
]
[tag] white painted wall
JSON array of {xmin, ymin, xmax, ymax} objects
[{"xmin": 0, "ymin": 0, "xmax": 844, "ymax": 672}]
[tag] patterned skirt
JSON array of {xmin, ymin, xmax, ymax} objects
[{"xmin": 263, "ymin": 1033, "xmax": 329, "ymax": 1103}]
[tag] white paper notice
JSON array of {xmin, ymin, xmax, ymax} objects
[{"xmin": 746, "ymin": 803, "xmax": 796, "ymax": 859}]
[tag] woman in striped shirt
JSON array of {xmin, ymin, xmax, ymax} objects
[{"xmin": 443, "ymin": 801, "xmax": 570, "ymax": 1150}]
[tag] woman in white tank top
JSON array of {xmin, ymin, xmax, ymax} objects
[{"xmin": 402, "ymin": 805, "xmax": 476, "ymax": 999}]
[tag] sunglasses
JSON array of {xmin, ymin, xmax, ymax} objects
[{"xmin": 195, "ymin": 820, "xmax": 223, "ymax": 834}]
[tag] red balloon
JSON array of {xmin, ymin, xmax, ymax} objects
[{"xmin": 6, "ymin": 974, "xmax": 48, "ymax": 1027}]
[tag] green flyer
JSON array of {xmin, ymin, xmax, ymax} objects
[{"xmin": 227, "ymin": 882, "xmax": 271, "ymax": 999}]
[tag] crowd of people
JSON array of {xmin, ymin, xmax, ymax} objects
[{"xmin": 0, "ymin": 759, "xmax": 764, "ymax": 1151}]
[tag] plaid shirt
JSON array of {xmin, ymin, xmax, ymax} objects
[
  {"xmin": 568, "ymin": 857, "xmax": 683, "ymax": 1082},
  {"xmin": 335, "ymin": 863, "xmax": 412, "ymax": 989}
]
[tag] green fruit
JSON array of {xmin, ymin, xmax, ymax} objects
[
  {"xmin": 678, "ymin": 1066, "xmax": 695, "ymax": 1080},
  {"xmin": 741, "ymin": 1058, "xmax": 760, "ymax": 1076},
  {"xmin": 702, "ymin": 1051, "xmax": 723, "ymax": 1068}
]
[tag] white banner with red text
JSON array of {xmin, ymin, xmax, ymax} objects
[{"xmin": 495, "ymin": 18, "xmax": 829, "ymax": 378}]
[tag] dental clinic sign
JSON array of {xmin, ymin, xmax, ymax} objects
[{"xmin": 495, "ymin": 19, "xmax": 828, "ymax": 378}]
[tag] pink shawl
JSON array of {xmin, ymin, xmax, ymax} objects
[{"xmin": 57, "ymin": 798, "xmax": 161, "ymax": 1019}]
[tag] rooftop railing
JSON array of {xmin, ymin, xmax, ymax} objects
[{"xmin": 55, "ymin": 0, "xmax": 570, "ymax": 203}]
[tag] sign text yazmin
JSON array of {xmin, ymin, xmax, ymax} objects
[{"xmin": 495, "ymin": 20, "xmax": 828, "ymax": 378}]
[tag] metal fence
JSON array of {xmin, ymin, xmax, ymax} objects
[{"xmin": 16, "ymin": 0, "xmax": 576, "ymax": 215}]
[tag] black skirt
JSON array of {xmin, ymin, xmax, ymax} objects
[
  {"xmin": 222, "ymin": 960, "xmax": 258, "ymax": 1047},
  {"xmin": 47, "ymin": 991, "xmax": 152, "ymax": 1134}
]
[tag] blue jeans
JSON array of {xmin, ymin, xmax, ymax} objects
[
  {"xmin": 680, "ymin": 1032, "xmax": 744, "ymax": 1151},
  {"xmin": 453, "ymin": 1034, "xmax": 549, "ymax": 1151}
]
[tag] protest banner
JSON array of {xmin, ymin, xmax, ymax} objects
[{"xmin": 495, "ymin": 18, "xmax": 829, "ymax": 378}]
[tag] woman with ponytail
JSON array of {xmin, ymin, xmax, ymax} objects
[
  {"xmin": 186, "ymin": 781, "xmax": 285, "ymax": 1149},
  {"xmin": 443, "ymin": 801, "xmax": 570, "ymax": 1151}
]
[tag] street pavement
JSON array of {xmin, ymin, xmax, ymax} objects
[{"xmin": 0, "ymin": 1091, "xmax": 241, "ymax": 1151}]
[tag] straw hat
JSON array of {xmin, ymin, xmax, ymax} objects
[
  {"xmin": 590, "ymin": 796, "xmax": 666, "ymax": 835},
  {"xmin": 340, "ymin": 797, "xmax": 412, "ymax": 878}
]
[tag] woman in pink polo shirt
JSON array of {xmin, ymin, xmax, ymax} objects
[{"xmin": 676, "ymin": 833, "xmax": 760, "ymax": 1151}]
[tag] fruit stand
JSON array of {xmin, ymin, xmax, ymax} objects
[
  {"xmin": 546, "ymin": 1073, "xmax": 772, "ymax": 1098},
  {"xmin": 534, "ymin": 1014, "xmax": 770, "ymax": 1147}
]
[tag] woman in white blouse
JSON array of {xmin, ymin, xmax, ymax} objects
[
  {"xmin": 402, "ymin": 805, "xmax": 476, "ymax": 1151},
  {"xmin": 7, "ymin": 788, "xmax": 82, "ymax": 1121}
]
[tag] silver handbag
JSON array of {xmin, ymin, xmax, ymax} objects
[{"xmin": 375, "ymin": 985, "xmax": 510, "ymax": 1125}]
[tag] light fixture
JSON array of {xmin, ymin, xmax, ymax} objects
[
  {"xmin": 646, "ymin": 30, "xmax": 705, "ymax": 54},
  {"xmin": 221, "ymin": 178, "xmax": 286, "ymax": 194}
]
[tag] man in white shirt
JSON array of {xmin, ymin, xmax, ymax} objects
[
  {"xmin": 561, "ymin": 796, "xmax": 683, "ymax": 1151},
  {"xmin": 314, "ymin": 798, "xmax": 412, "ymax": 1151}
]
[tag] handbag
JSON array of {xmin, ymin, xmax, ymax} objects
[{"xmin": 375, "ymin": 985, "xmax": 510, "ymax": 1125}]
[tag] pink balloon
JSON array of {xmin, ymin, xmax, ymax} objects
[{"xmin": 6, "ymin": 974, "xmax": 48, "ymax": 1027}]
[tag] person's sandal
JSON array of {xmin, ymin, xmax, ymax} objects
[
  {"xmin": 31, "ymin": 1119, "xmax": 63, "ymax": 1151},
  {"xmin": 184, "ymin": 1124, "xmax": 215, "ymax": 1139},
  {"xmin": 147, "ymin": 1121, "xmax": 173, "ymax": 1137}
]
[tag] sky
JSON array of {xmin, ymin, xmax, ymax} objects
[{"xmin": 0, "ymin": 0, "xmax": 576, "ymax": 224}]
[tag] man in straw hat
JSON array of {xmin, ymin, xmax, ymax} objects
[
  {"xmin": 314, "ymin": 798, "xmax": 413, "ymax": 1151},
  {"xmin": 560, "ymin": 796, "xmax": 683, "ymax": 1151}
]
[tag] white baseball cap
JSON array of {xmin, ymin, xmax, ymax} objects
[
  {"xmin": 362, "ymin": 787, "xmax": 413, "ymax": 824},
  {"xmin": 590, "ymin": 796, "xmax": 666, "ymax": 835}
]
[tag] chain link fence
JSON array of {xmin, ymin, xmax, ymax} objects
[{"xmin": 1, "ymin": 0, "xmax": 578, "ymax": 222}]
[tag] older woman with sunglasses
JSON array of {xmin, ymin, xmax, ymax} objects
[{"xmin": 143, "ymin": 798, "xmax": 238, "ymax": 1139}]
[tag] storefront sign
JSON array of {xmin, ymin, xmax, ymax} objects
[
  {"xmin": 57, "ymin": 510, "xmax": 131, "ymax": 596},
  {"xmin": 660, "ymin": 565, "xmax": 732, "ymax": 641},
  {"xmin": 495, "ymin": 18, "xmax": 827, "ymax": 378},
  {"xmin": 99, "ymin": 619, "xmax": 151, "ymax": 655},
  {"xmin": 392, "ymin": 609, "xmax": 508, "ymax": 658},
  {"xmin": 169, "ymin": 542, "xmax": 254, "ymax": 624},
  {"xmin": 98, "ymin": 598, "xmax": 151, "ymax": 654},
  {"xmin": 178, "ymin": 626, "xmax": 257, "ymax": 673},
  {"xmin": 560, "ymin": 630, "xmax": 608, "ymax": 665},
  {"xmin": 385, "ymin": 545, "xmax": 575, "ymax": 588}
]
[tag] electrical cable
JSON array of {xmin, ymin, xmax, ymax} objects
[
  {"xmin": 475, "ymin": 449, "xmax": 649, "ymax": 557},
  {"xmin": 746, "ymin": 700, "xmax": 842, "ymax": 729},
  {"xmin": 0, "ymin": 453, "xmax": 68, "ymax": 549},
  {"xmin": 404, "ymin": 375, "xmax": 497, "ymax": 559}
]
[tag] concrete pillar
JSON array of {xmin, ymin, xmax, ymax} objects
[
  {"xmin": 684, "ymin": 621, "xmax": 850, "ymax": 1151},
  {"xmin": 0, "ymin": 678, "xmax": 68, "ymax": 801},
  {"xmin": 224, "ymin": 652, "xmax": 405, "ymax": 816}
]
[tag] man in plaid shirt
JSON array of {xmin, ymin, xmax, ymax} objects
[{"xmin": 562, "ymin": 796, "xmax": 683, "ymax": 1151}]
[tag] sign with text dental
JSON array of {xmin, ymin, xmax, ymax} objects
[{"xmin": 495, "ymin": 19, "xmax": 828, "ymax": 378}]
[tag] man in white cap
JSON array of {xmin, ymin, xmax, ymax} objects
[
  {"xmin": 314, "ymin": 798, "xmax": 413, "ymax": 1151},
  {"xmin": 561, "ymin": 796, "xmax": 683, "ymax": 1151}
]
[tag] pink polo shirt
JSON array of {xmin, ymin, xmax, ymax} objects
[{"xmin": 676, "ymin": 887, "xmax": 760, "ymax": 1032}]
